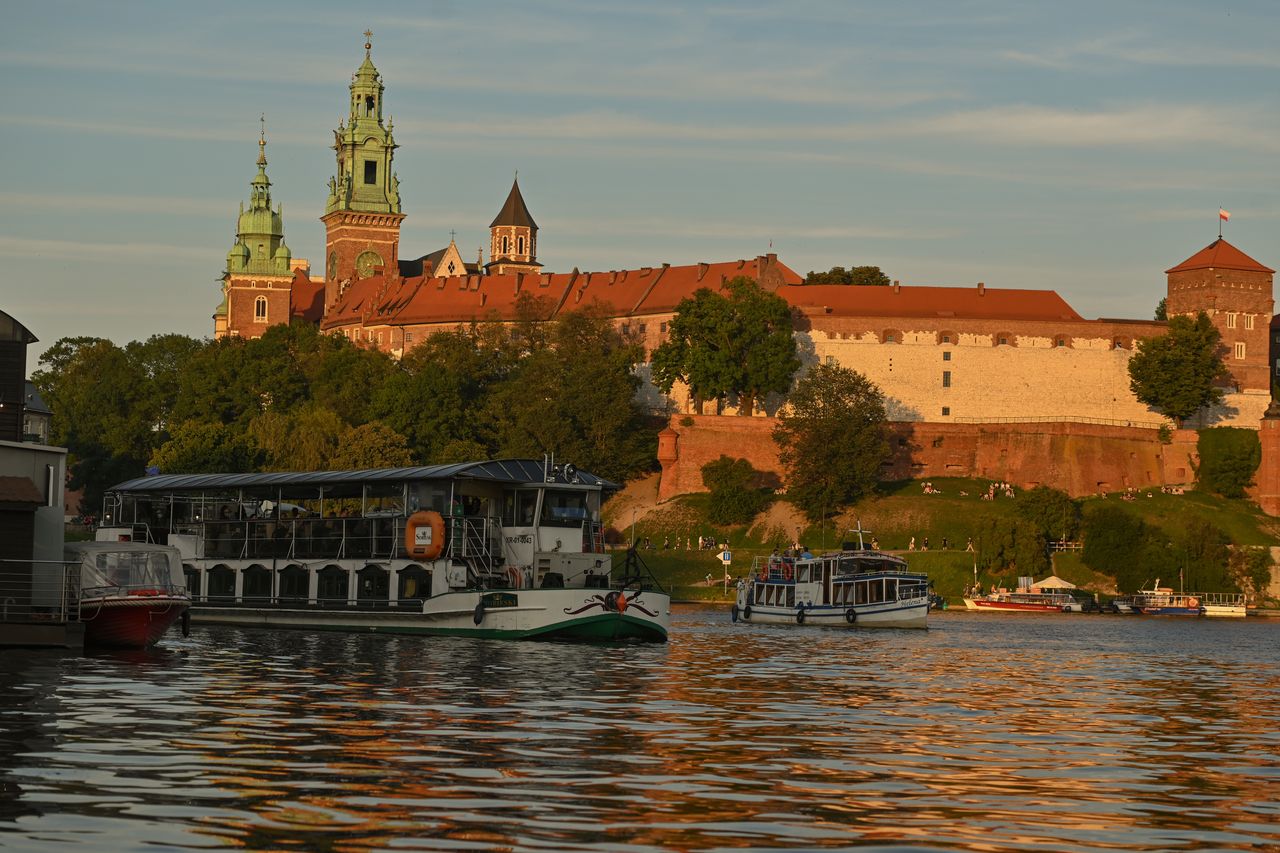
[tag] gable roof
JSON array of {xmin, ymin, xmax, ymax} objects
[
  {"xmin": 1166, "ymin": 238, "xmax": 1274, "ymax": 274},
  {"xmin": 289, "ymin": 268, "xmax": 324, "ymax": 324},
  {"xmin": 489, "ymin": 178, "xmax": 537, "ymax": 230},
  {"xmin": 779, "ymin": 283, "xmax": 1084, "ymax": 322}
]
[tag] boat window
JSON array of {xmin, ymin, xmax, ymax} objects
[
  {"xmin": 885, "ymin": 578, "xmax": 898, "ymax": 602},
  {"xmin": 503, "ymin": 490, "xmax": 538, "ymax": 526},
  {"xmin": 89, "ymin": 550, "xmax": 172, "ymax": 588},
  {"xmin": 279, "ymin": 565, "xmax": 308, "ymax": 602},
  {"xmin": 207, "ymin": 566, "xmax": 235, "ymax": 599},
  {"xmin": 408, "ymin": 483, "xmax": 448, "ymax": 515},
  {"xmin": 318, "ymin": 566, "xmax": 349, "ymax": 604},
  {"xmin": 183, "ymin": 566, "xmax": 200, "ymax": 598},
  {"xmin": 243, "ymin": 566, "xmax": 272, "ymax": 601},
  {"xmin": 398, "ymin": 565, "xmax": 430, "ymax": 605},
  {"xmin": 541, "ymin": 490, "xmax": 587, "ymax": 525},
  {"xmin": 357, "ymin": 565, "xmax": 390, "ymax": 603},
  {"xmin": 365, "ymin": 483, "xmax": 404, "ymax": 516}
]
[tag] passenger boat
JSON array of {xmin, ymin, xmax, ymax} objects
[
  {"xmin": 1199, "ymin": 592, "xmax": 1247, "ymax": 618},
  {"xmin": 67, "ymin": 542, "xmax": 190, "ymax": 648},
  {"xmin": 96, "ymin": 459, "xmax": 669, "ymax": 642},
  {"xmin": 1111, "ymin": 580, "xmax": 1204, "ymax": 616},
  {"xmin": 730, "ymin": 539, "xmax": 930, "ymax": 629},
  {"xmin": 963, "ymin": 576, "xmax": 1085, "ymax": 612}
]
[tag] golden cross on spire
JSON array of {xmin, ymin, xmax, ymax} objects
[
  {"xmin": 364, "ymin": 29, "xmax": 373, "ymax": 52},
  {"xmin": 257, "ymin": 113, "xmax": 267, "ymax": 164}
]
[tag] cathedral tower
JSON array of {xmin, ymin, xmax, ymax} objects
[
  {"xmin": 215, "ymin": 122, "xmax": 295, "ymax": 339},
  {"xmin": 486, "ymin": 177, "xmax": 541, "ymax": 276},
  {"xmin": 322, "ymin": 31, "xmax": 405, "ymax": 309},
  {"xmin": 1166, "ymin": 238, "xmax": 1275, "ymax": 392}
]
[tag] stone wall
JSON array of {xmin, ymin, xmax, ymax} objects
[{"xmin": 656, "ymin": 414, "xmax": 1201, "ymax": 502}]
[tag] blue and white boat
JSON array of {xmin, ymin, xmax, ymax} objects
[{"xmin": 731, "ymin": 540, "xmax": 930, "ymax": 629}]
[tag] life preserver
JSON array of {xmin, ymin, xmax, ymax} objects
[
  {"xmin": 845, "ymin": 608, "xmax": 857, "ymax": 623},
  {"xmin": 130, "ymin": 588, "xmax": 162, "ymax": 597},
  {"xmin": 1187, "ymin": 597, "xmax": 1199, "ymax": 608},
  {"xmin": 404, "ymin": 511, "xmax": 446, "ymax": 560},
  {"xmin": 507, "ymin": 565, "xmax": 523, "ymax": 589},
  {"xmin": 782, "ymin": 563, "xmax": 793, "ymax": 582},
  {"xmin": 473, "ymin": 601, "xmax": 486, "ymax": 625},
  {"xmin": 742, "ymin": 605, "xmax": 752, "ymax": 620},
  {"xmin": 796, "ymin": 607, "xmax": 806, "ymax": 625},
  {"xmin": 730, "ymin": 604, "xmax": 739, "ymax": 622}
]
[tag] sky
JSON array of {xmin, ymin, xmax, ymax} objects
[{"xmin": 3, "ymin": 0, "xmax": 1278, "ymax": 374}]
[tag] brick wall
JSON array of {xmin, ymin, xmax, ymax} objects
[{"xmin": 656, "ymin": 414, "xmax": 1201, "ymax": 502}]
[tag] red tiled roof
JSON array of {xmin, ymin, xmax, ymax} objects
[
  {"xmin": 321, "ymin": 256, "xmax": 805, "ymax": 330},
  {"xmin": 290, "ymin": 269, "xmax": 324, "ymax": 324},
  {"xmin": 778, "ymin": 283, "xmax": 1084, "ymax": 322},
  {"xmin": 1166, "ymin": 238, "xmax": 1274, "ymax": 274}
]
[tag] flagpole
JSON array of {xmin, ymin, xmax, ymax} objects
[{"xmin": 1219, "ymin": 206, "xmax": 1223, "ymax": 239}]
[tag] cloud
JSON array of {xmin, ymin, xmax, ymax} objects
[
  {"xmin": 0, "ymin": 192, "xmax": 228, "ymax": 217},
  {"xmin": 0, "ymin": 235, "xmax": 212, "ymax": 263}
]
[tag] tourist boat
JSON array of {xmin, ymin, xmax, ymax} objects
[
  {"xmin": 963, "ymin": 576, "xmax": 1086, "ymax": 612},
  {"xmin": 66, "ymin": 542, "xmax": 191, "ymax": 648},
  {"xmin": 730, "ymin": 539, "xmax": 930, "ymax": 629},
  {"xmin": 96, "ymin": 458, "xmax": 669, "ymax": 642},
  {"xmin": 1199, "ymin": 592, "xmax": 1247, "ymax": 618},
  {"xmin": 1111, "ymin": 580, "xmax": 1204, "ymax": 616}
]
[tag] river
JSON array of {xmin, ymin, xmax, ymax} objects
[{"xmin": 1, "ymin": 606, "xmax": 1278, "ymax": 852}]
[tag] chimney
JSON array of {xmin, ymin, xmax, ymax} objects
[
  {"xmin": 892, "ymin": 279, "xmax": 900, "ymax": 294},
  {"xmin": 697, "ymin": 262, "xmax": 709, "ymax": 281},
  {"xmin": 977, "ymin": 281, "xmax": 986, "ymax": 296}
]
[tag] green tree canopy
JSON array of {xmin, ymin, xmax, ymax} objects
[
  {"xmin": 700, "ymin": 456, "xmax": 771, "ymax": 525},
  {"xmin": 650, "ymin": 276, "xmax": 799, "ymax": 415},
  {"xmin": 150, "ymin": 420, "xmax": 257, "ymax": 474},
  {"xmin": 1128, "ymin": 312, "xmax": 1228, "ymax": 426},
  {"xmin": 1195, "ymin": 427, "xmax": 1261, "ymax": 499},
  {"xmin": 773, "ymin": 361, "xmax": 888, "ymax": 522},
  {"xmin": 1153, "ymin": 297, "xmax": 1167, "ymax": 321},
  {"xmin": 803, "ymin": 265, "xmax": 891, "ymax": 287},
  {"xmin": 1014, "ymin": 486, "xmax": 1081, "ymax": 541}
]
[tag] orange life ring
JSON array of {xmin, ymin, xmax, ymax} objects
[
  {"xmin": 130, "ymin": 588, "xmax": 162, "ymax": 597},
  {"xmin": 508, "ymin": 565, "xmax": 523, "ymax": 589},
  {"xmin": 1187, "ymin": 597, "xmax": 1199, "ymax": 608},
  {"xmin": 404, "ymin": 510, "xmax": 446, "ymax": 560},
  {"xmin": 782, "ymin": 563, "xmax": 793, "ymax": 582}
]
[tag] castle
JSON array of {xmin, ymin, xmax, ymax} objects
[{"xmin": 210, "ymin": 35, "xmax": 1280, "ymax": 513}]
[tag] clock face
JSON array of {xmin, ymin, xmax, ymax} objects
[
  {"xmin": 327, "ymin": 251, "xmax": 338, "ymax": 280},
  {"xmin": 356, "ymin": 250, "xmax": 383, "ymax": 278}
]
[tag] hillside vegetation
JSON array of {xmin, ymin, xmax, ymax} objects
[{"xmin": 604, "ymin": 476, "xmax": 1278, "ymax": 604}]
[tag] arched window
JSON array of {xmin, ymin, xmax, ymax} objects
[
  {"xmin": 502, "ymin": 236, "xmax": 510, "ymax": 254},
  {"xmin": 254, "ymin": 295, "xmax": 268, "ymax": 322},
  {"xmin": 518, "ymin": 236, "xmax": 525, "ymax": 255}
]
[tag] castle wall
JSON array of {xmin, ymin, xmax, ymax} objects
[
  {"xmin": 656, "ymin": 414, "xmax": 1201, "ymax": 502},
  {"xmin": 224, "ymin": 274, "xmax": 294, "ymax": 339}
]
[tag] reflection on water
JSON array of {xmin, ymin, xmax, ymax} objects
[{"xmin": 2, "ymin": 607, "xmax": 1279, "ymax": 851}]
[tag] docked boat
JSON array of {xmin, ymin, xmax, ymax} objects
[
  {"xmin": 963, "ymin": 575, "xmax": 1086, "ymax": 612},
  {"xmin": 96, "ymin": 459, "xmax": 669, "ymax": 642},
  {"xmin": 67, "ymin": 542, "xmax": 191, "ymax": 648},
  {"xmin": 731, "ymin": 540, "xmax": 930, "ymax": 629},
  {"xmin": 1112, "ymin": 580, "xmax": 1204, "ymax": 616},
  {"xmin": 1199, "ymin": 592, "xmax": 1247, "ymax": 618}
]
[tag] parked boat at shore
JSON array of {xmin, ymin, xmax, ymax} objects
[
  {"xmin": 963, "ymin": 575, "xmax": 1090, "ymax": 613},
  {"xmin": 96, "ymin": 459, "xmax": 669, "ymax": 642},
  {"xmin": 67, "ymin": 542, "xmax": 190, "ymax": 648},
  {"xmin": 731, "ymin": 537, "xmax": 930, "ymax": 629}
]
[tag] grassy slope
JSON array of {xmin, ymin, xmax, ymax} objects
[{"xmin": 608, "ymin": 477, "xmax": 1278, "ymax": 603}]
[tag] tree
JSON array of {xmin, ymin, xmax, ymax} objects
[
  {"xmin": 773, "ymin": 361, "xmax": 888, "ymax": 522},
  {"xmin": 1014, "ymin": 486, "xmax": 1080, "ymax": 542},
  {"xmin": 329, "ymin": 422, "xmax": 415, "ymax": 469},
  {"xmin": 1196, "ymin": 427, "xmax": 1261, "ymax": 499},
  {"xmin": 701, "ymin": 456, "xmax": 770, "ymax": 525},
  {"xmin": 803, "ymin": 266, "xmax": 891, "ymax": 287},
  {"xmin": 150, "ymin": 420, "xmax": 257, "ymax": 474},
  {"xmin": 1128, "ymin": 312, "xmax": 1228, "ymax": 426},
  {"xmin": 1154, "ymin": 297, "xmax": 1167, "ymax": 321},
  {"xmin": 1081, "ymin": 503, "xmax": 1147, "ymax": 590},
  {"xmin": 650, "ymin": 276, "xmax": 799, "ymax": 415}
]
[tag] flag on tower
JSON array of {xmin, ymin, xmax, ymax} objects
[{"xmin": 1219, "ymin": 208, "xmax": 1231, "ymax": 222}]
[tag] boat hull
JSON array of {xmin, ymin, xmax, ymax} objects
[
  {"xmin": 963, "ymin": 598, "xmax": 1073, "ymax": 613},
  {"xmin": 1203, "ymin": 604, "xmax": 1246, "ymax": 618},
  {"xmin": 733, "ymin": 600, "xmax": 928, "ymax": 629},
  {"xmin": 189, "ymin": 588, "xmax": 670, "ymax": 642},
  {"xmin": 80, "ymin": 595, "xmax": 190, "ymax": 649}
]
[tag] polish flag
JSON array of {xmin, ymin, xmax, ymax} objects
[{"xmin": 1219, "ymin": 208, "xmax": 1231, "ymax": 222}]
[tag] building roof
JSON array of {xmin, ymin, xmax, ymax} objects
[
  {"xmin": 489, "ymin": 178, "xmax": 537, "ymax": 230},
  {"xmin": 778, "ymin": 282, "xmax": 1085, "ymax": 322},
  {"xmin": 108, "ymin": 459, "xmax": 616, "ymax": 493},
  {"xmin": 0, "ymin": 475, "xmax": 42, "ymax": 504},
  {"xmin": 23, "ymin": 382, "xmax": 50, "ymax": 415},
  {"xmin": 1166, "ymin": 238, "xmax": 1274, "ymax": 275},
  {"xmin": 321, "ymin": 256, "xmax": 805, "ymax": 330},
  {"xmin": 0, "ymin": 310, "xmax": 37, "ymax": 345},
  {"xmin": 290, "ymin": 268, "xmax": 325, "ymax": 324}
]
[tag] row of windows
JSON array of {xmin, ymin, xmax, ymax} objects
[
  {"xmin": 877, "ymin": 332, "xmax": 1128, "ymax": 349},
  {"xmin": 1224, "ymin": 313, "xmax": 1257, "ymax": 330},
  {"xmin": 498, "ymin": 235, "xmax": 533, "ymax": 256}
]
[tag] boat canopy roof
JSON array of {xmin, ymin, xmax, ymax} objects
[{"xmin": 107, "ymin": 459, "xmax": 618, "ymax": 495}]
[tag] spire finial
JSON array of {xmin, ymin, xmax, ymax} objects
[
  {"xmin": 364, "ymin": 29, "xmax": 373, "ymax": 54},
  {"xmin": 449, "ymin": 229, "xmax": 457, "ymax": 243},
  {"xmin": 257, "ymin": 114, "xmax": 267, "ymax": 165}
]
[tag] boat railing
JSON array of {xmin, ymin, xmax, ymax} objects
[
  {"xmin": 1195, "ymin": 591, "xmax": 1246, "ymax": 606},
  {"xmin": 0, "ymin": 559, "xmax": 81, "ymax": 624},
  {"xmin": 80, "ymin": 582, "xmax": 188, "ymax": 600}
]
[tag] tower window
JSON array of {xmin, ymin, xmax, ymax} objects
[
  {"xmin": 942, "ymin": 351, "xmax": 951, "ymax": 361},
  {"xmin": 502, "ymin": 236, "xmax": 510, "ymax": 254},
  {"xmin": 254, "ymin": 296, "xmax": 268, "ymax": 322},
  {"xmin": 942, "ymin": 407, "xmax": 950, "ymax": 416},
  {"xmin": 1226, "ymin": 312, "xmax": 1237, "ymax": 328},
  {"xmin": 942, "ymin": 370, "xmax": 952, "ymax": 388},
  {"xmin": 365, "ymin": 95, "xmax": 375, "ymax": 116},
  {"xmin": 1234, "ymin": 342, "xmax": 1246, "ymax": 360},
  {"xmin": 1245, "ymin": 314, "xmax": 1255, "ymax": 330},
  {"xmin": 364, "ymin": 161, "xmax": 377, "ymax": 185},
  {"xmin": 518, "ymin": 236, "xmax": 525, "ymax": 255}
]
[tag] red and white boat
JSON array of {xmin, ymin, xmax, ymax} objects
[
  {"xmin": 67, "ymin": 542, "xmax": 190, "ymax": 648},
  {"xmin": 963, "ymin": 575, "xmax": 1085, "ymax": 613}
]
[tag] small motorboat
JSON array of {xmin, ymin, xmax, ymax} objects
[{"xmin": 67, "ymin": 542, "xmax": 191, "ymax": 648}]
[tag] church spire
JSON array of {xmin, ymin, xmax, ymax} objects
[
  {"xmin": 487, "ymin": 175, "xmax": 541, "ymax": 276},
  {"xmin": 228, "ymin": 120, "xmax": 290, "ymax": 278}
]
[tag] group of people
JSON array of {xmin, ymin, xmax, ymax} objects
[
  {"xmin": 981, "ymin": 481, "xmax": 1016, "ymax": 500},
  {"xmin": 906, "ymin": 535, "xmax": 974, "ymax": 552},
  {"xmin": 641, "ymin": 535, "xmax": 724, "ymax": 551}
]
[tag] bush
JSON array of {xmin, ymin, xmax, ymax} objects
[
  {"xmin": 1082, "ymin": 503, "xmax": 1147, "ymax": 590},
  {"xmin": 1014, "ymin": 486, "xmax": 1080, "ymax": 541},
  {"xmin": 1196, "ymin": 427, "xmax": 1261, "ymax": 499},
  {"xmin": 701, "ymin": 456, "xmax": 770, "ymax": 525}
]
